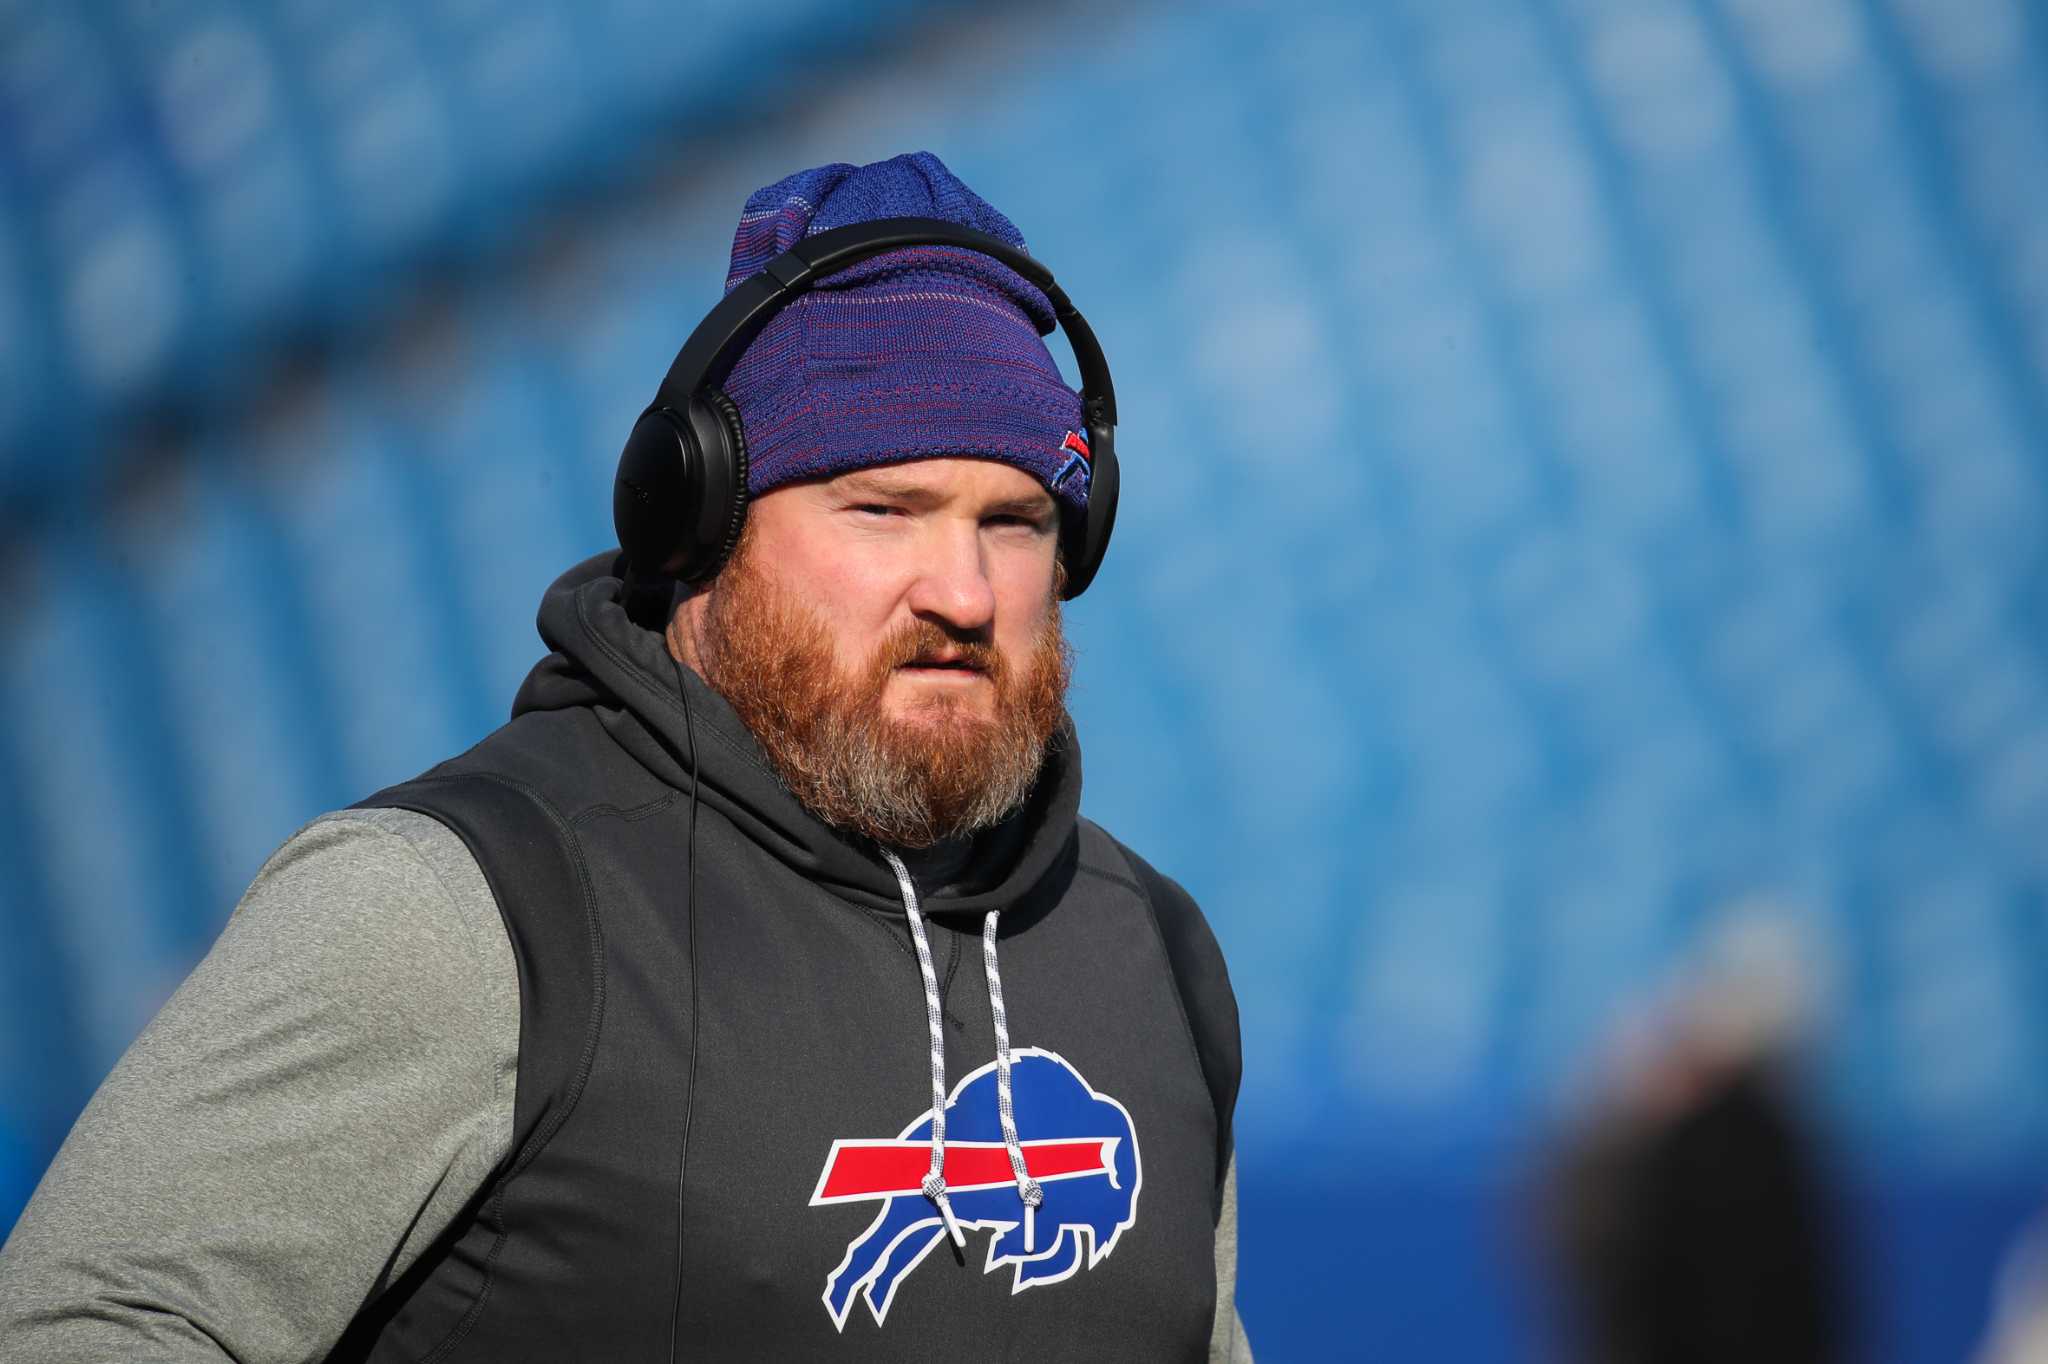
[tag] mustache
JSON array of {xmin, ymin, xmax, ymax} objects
[{"xmin": 878, "ymin": 621, "xmax": 1006, "ymax": 681}]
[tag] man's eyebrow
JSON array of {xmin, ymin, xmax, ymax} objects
[
  {"xmin": 985, "ymin": 493, "xmax": 1057, "ymax": 521},
  {"xmin": 835, "ymin": 472, "xmax": 934, "ymax": 501}
]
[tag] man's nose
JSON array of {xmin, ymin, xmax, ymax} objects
[{"xmin": 904, "ymin": 522, "xmax": 997, "ymax": 634}]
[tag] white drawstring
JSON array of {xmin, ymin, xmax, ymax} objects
[
  {"xmin": 880, "ymin": 848, "xmax": 1042, "ymax": 1251},
  {"xmin": 983, "ymin": 909, "xmax": 1044, "ymax": 1250},
  {"xmin": 880, "ymin": 848, "xmax": 965, "ymax": 1249}
]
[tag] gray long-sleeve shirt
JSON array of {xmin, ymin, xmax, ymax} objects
[{"xmin": 0, "ymin": 808, "xmax": 1251, "ymax": 1361}]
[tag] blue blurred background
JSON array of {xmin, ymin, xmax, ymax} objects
[{"xmin": 6, "ymin": 0, "xmax": 2048, "ymax": 1358}]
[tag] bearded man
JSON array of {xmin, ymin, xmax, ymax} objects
[{"xmin": 0, "ymin": 153, "xmax": 1248, "ymax": 1363}]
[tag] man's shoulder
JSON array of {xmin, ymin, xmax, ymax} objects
[
  {"xmin": 287, "ymin": 804, "xmax": 487, "ymax": 880},
  {"xmin": 264, "ymin": 806, "xmax": 496, "ymax": 918},
  {"xmin": 1072, "ymin": 818, "xmax": 1208, "ymax": 916},
  {"xmin": 243, "ymin": 807, "xmax": 516, "ymax": 1002},
  {"xmin": 377, "ymin": 706, "xmax": 668, "ymax": 824}
]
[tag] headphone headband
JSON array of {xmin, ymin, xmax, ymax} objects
[{"xmin": 652, "ymin": 218, "xmax": 1117, "ymax": 424}]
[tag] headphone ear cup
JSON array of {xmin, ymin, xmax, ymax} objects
[
  {"xmin": 612, "ymin": 393, "xmax": 750, "ymax": 584},
  {"xmin": 1059, "ymin": 424, "xmax": 1118, "ymax": 599},
  {"xmin": 692, "ymin": 389, "xmax": 750, "ymax": 583},
  {"xmin": 615, "ymin": 406, "xmax": 698, "ymax": 579}
]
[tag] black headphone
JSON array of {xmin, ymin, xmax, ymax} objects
[{"xmin": 613, "ymin": 216, "xmax": 1120, "ymax": 600}]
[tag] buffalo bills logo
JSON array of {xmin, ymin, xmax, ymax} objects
[
  {"xmin": 1051, "ymin": 430, "xmax": 1092, "ymax": 495},
  {"xmin": 810, "ymin": 1048, "xmax": 1141, "ymax": 1330}
]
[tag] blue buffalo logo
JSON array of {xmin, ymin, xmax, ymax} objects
[{"xmin": 809, "ymin": 1048, "xmax": 1142, "ymax": 1330}]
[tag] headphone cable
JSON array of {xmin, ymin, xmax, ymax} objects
[{"xmin": 666, "ymin": 635, "xmax": 702, "ymax": 1364}]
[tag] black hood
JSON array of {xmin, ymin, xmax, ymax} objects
[{"xmin": 508, "ymin": 552, "xmax": 1082, "ymax": 916}]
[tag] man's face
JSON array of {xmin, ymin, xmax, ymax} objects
[
  {"xmin": 674, "ymin": 456, "xmax": 1072, "ymax": 848},
  {"xmin": 748, "ymin": 456, "xmax": 1062, "ymax": 724}
]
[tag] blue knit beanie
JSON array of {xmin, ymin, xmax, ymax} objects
[{"xmin": 720, "ymin": 152, "xmax": 1092, "ymax": 512}]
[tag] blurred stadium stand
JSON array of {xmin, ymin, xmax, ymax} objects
[{"xmin": 6, "ymin": 0, "xmax": 2048, "ymax": 1359}]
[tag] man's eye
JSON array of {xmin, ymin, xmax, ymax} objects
[{"xmin": 852, "ymin": 503, "xmax": 900, "ymax": 517}]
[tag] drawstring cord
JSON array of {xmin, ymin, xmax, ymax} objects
[
  {"xmin": 983, "ymin": 910, "xmax": 1045, "ymax": 1250},
  {"xmin": 881, "ymin": 848, "xmax": 965, "ymax": 1250},
  {"xmin": 879, "ymin": 848, "xmax": 1041, "ymax": 1253}
]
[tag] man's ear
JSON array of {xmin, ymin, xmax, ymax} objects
[{"xmin": 666, "ymin": 579, "xmax": 716, "ymax": 671}]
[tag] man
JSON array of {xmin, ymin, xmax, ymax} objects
[{"xmin": 0, "ymin": 152, "xmax": 1249, "ymax": 1361}]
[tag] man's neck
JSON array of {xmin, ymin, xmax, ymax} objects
[{"xmin": 893, "ymin": 835, "xmax": 978, "ymax": 897}]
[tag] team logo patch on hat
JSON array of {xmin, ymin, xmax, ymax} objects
[
  {"xmin": 1051, "ymin": 430, "xmax": 1092, "ymax": 494},
  {"xmin": 811, "ymin": 1048, "xmax": 1141, "ymax": 1330}
]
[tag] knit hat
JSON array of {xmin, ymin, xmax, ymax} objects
[{"xmin": 718, "ymin": 152, "xmax": 1092, "ymax": 512}]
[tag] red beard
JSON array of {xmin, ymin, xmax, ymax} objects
[{"xmin": 699, "ymin": 538, "xmax": 1071, "ymax": 849}]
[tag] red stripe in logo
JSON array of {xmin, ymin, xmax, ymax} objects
[{"xmin": 814, "ymin": 1138, "xmax": 1115, "ymax": 1203}]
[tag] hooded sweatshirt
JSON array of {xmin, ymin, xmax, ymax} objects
[{"xmin": 0, "ymin": 555, "xmax": 1246, "ymax": 1362}]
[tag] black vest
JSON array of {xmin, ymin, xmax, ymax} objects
[{"xmin": 328, "ymin": 699, "xmax": 1239, "ymax": 1363}]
